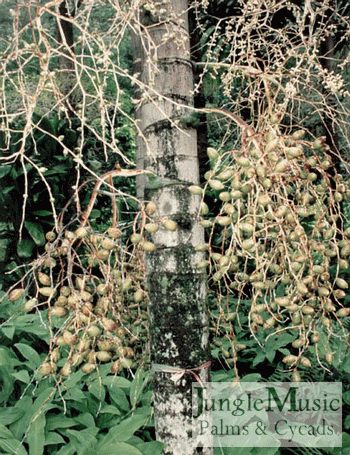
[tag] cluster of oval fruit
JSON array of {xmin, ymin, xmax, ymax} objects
[
  {"xmin": 11, "ymin": 224, "xmax": 150, "ymax": 377},
  {"xmin": 190, "ymin": 130, "xmax": 350, "ymax": 374}
]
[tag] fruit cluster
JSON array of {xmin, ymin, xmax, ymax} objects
[
  {"xmin": 10, "ymin": 224, "xmax": 149, "ymax": 377},
  {"xmin": 191, "ymin": 130, "xmax": 350, "ymax": 377}
]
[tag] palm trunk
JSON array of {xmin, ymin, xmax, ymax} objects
[
  {"xmin": 56, "ymin": 0, "xmax": 76, "ymax": 110},
  {"xmin": 132, "ymin": 1, "xmax": 211, "ymax": 454}
]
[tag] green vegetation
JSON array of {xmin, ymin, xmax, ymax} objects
[{"xmin": 1, "ymin": 0, "xmax": 350, "ymax": 453}]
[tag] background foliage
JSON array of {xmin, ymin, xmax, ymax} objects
[{"xmin": 1, "ymin": 0, "xmax": 350, "ymax": 454}]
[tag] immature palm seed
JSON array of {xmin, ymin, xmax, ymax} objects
[
  {"xmin": 23, "ymin": 298, "xmax": 38, "ymax": 312},
  {"xmin": 102, "ymin": 317, "xmax": 117, "ymax": 331},
  {"xmin": 325, "ymin": 352, "xmax": 333, "ymax": 365},
  {"xmin": 209, "ymin": 179, "xmax": 225, "ymax": 191},
  {"xmin": 334, "ymin": 289, "xmax": 346, "ymax": 299},
  {"xmin": 292, "ymin": 370, "xmax": 302, "ymax": 382},
  {"xmin": 236, "ymin": 156, "xmax": 250, "ymax": 167},
  {"xmin": 189, "ymin": 185, "xmax": 203, "ymax": 195},
  {"xmin": 40, "ymin": 362, "xmax": 54, "ymax": 375},
  {"xmin": 71, "ymin": 353, "xmax": 84, "ymax": 366},
  {"xmin": 335, "ymin": 278, "xmax": 348, "ymax": 289},
  {"xmin": 292, "ymin": 339, "xmax": 304, "ymax": 349},
  {"xmin": 75, "ymin": 227, "xmax": 88, "ymax": 239},
  {"xmin": 145, "ymin": 222, "xmax": 159, "ymax": 233},
  {"xmin": 200, "ymin": 219, "xmax": 212, "ymax": 228},
  {"xmin": 63, "ymin": 331, "xmax": 77, "ymax": 345},
  {"xmin": 207, "ymin": 147, "xmax": 219, "ymax": 160},
  {"xmin": 311, "ymin": 332, "xmax": 320, "ymax": 343},
  {"xmin": 50, "ymin": 347, "xmax": 60, "ymax": 363},
  {"xmin": 258, "ymin": 194, "xmax": 271, "ymax": 207},
  {"xmin": 200, "ymin": 202, "xmax": 209, "ymax": 215},
  {"xmin": 60, "ymin": 286, "xmax": 70, "ymax": 296},
  {"xmin": 140, "ymin": 241, "xmax": 156, "ymax": 252},
  {"xmin": 46, "ymin": 231, "xmax": 56, "ymax": 242},
  {"xmin": 111, "ymin": 359, "xmax": 122, "ymax": 373},
  {"xmin": 283, "ymin": 355, "xmax": 298, "ymax": 365},
  {"xmin": 97, "ymin": 249, "xmax": 109, "ymax": 260},
  {"xmin": 162, "ymin": 219, "xmax": 178, "ymax": 231},
  {"xmin": 9, "ymin": 289, "xmax": 24, "ymax": 302},
  {"xmin": 262, "ymin": 178, "xmax": 272, "ymax": 189},
  {"xmin": 60, "ymin": 363, "xmax": 72, "ymax": 377},
  {"xmin": 318, "ymin": 287, "xmax": 330, "ymax": 297},
  {"xmin": 230, "ymin": 190, "xmax": 242, "ymax": 200},
  {"xmin": 217, "ymin": 216, "xmax": 231, "ymax": 226},
  {"xmin": 96, "ymin": 351, "xmax": 112, "ymax": 362},
  {"xmin": 101, "ymin": 238, "xmax": 115, "ymax": 250},
  {"xmin": 242, "ymin": 238, "xmax": 255, "ymax": 251},
  {"xmin": 286, "ymin": 147, "xmax": 303, "ymax": 158},
  {"xmin": 218, "ymin": 169, "xmax": 233, "ymax": 180},
  {"xmin": 39, "ymin": 287, "xmax": 57, "ymax": 298},
  {"xmin": 302, "ymin": 305, "xmax": 314, "ymax": 315},
  {"xmin": 145, "ymin": 201, "xmax": 157, "ymax": 215},
  {"xmin": 275, "ymin": 297, "xmax": 290, "ymax": 307},
  {"xmin": 219, "ymin": 191, "xmax": 231, "ymax": 202},
  {"xmin": 275, "ymin": 159, "xmax": 290, "ymax": 173},
  {"xmin": 133, "ymin": 289, "xmax": 144, "ymax": 302},
  {"xmin": 263, "ymin": 317, "xmax": 276, "ymax": 330},
  {"xmin": 107, "ymin": 227, "xmax": 122, "ymax": 239},
  {"xmin": 120, "ymin": 358, "xmax": 133, "ymax": 369},
  {"xmin": 75, "ymin": 277, "xmax": 85, "ymax": 291},
  {"xmin": 82, "ymin": 363, "xmax": 96, "ymax": 374},
  {"xmin": 87, "ymin": 326, "xmax": 101, "ymax": 338},
  {"xmin": 336, "ymin": 308, "xmax": 350, "ymax": 317},
  {"xmin": 300, "ymin": 357, "xmax": 311, "ymax": 368},
  {"xmin": 50, "ymin": 306, "xmax": 67, "ymax": 317}
]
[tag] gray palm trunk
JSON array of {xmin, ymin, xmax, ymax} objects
[{"xmin": 132, "ymin": 1, "xmax": 212, "ymax": 453}]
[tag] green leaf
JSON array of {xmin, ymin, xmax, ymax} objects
[
  {"xmin": 135, "ymin": 441, "xmax": 165, "ymax": 455},
  {"xmin": 24, "ymin": 221, "xmax": 45, "ymax": 246},
  {"xmin": 46, "ymin": 416, "xmax": 78, "ymax": 431},
  {"xmin": 0, "ymin": 408, "xmax": 24, "ymax": 426},
  {"xmin": 265, "ymin": 348, "xmax": 276, "ymax": 363},
  {"xmin": 89, "ymin": 380, "xmax": 106, "ymax": 401},
  {"xmin": 55, "ymin": 442, "xmax": 76, "ymax": 455},
  {"xmin": 66, "ymin": 428, "xmax": 99, "ymax": 455},
  {"xmin": 74, "ymin": 413, "xmax": 95, "ymax": 429},
  {"xmin": 0, "ymin": 439, "xmax": 28, "ymax": 455},
  {"xmin": 103, "ymin": 376, "xmax": 131, "ymax": 389},
  {"xmin": 63, "ymin": 388, "xmax": 87, "ymax": 402},
  {"xmin": 32, "ymin": 210, "xmax": 53, "ymax": 216},
  {"xmin": 12, "ymin": 370, "xmax": 30, "ymax": 383},
  {"xmin": 97, "ymin": 414, "xmax": 148, "ymax": 450},
  {"xmin": 252, "ymin": 350, "xmax": 266, "ymax": 367},
  {"xmin": 17, "ymin": 239, "xmax": 35, "ymax": 258},
  {"xmin": 343, "ymin": 391, "xmax": 350, "ymax": 405},
  {"xmin": 27, "ymin": 412, "xmax": 45, "ymax": 455},
  {"xmin": 0, "ymin": 165, "xmax": 12, "ymax": 179},
  {"xmin": 345, "ymin": 414, "xmax": 350, "ymax": 429},
  {"xmin": 107, "ymin": 386, "xmax": 130, "ymax": 412},
  {"xmin": 0, "ymin": 424, "xmax": 27, "ymax": 455},
  {"xmin": 0, "ymin": 367, "xmax": 14, "ymax": 404},
  {"xmin": 14, "ymin": 343, "xmax": 41, "ymax": 371},
  {"xmin": 241, "ymin": 374, "xmax": 262, "ymax": 382},
  {"xmin": 99, "ymin": 404, "xmax": 121, "ymax": 415},
  {"xmin": 45, "ymin": 431, "xmax": 66, "ymax": 445},
  {"xmin": 1, "ymin": 323, "xmax": 15, "ymax": 340},
  {"xmin": 90, "ymin": 209, "xmax": 101, "ymax": 219},
  {"xmin": 98, "ymin": 442, "xmax": 143, "ymax": 455},
  {"xmin": 130, "ymin": 368, "xmax": 150, "ymax": 409},
  {"xmin": 0, "ymin": 423, "xmax": 16, "ymax": 439}
]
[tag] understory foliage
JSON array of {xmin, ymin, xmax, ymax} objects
[{"xmin": 1, "ymin": 0, "xmax": 350, "ymax": 454}]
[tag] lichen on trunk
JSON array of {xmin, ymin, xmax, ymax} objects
[{"xmin": 132, "ymin": 1, "xmax": 211, "ymax": 453}]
